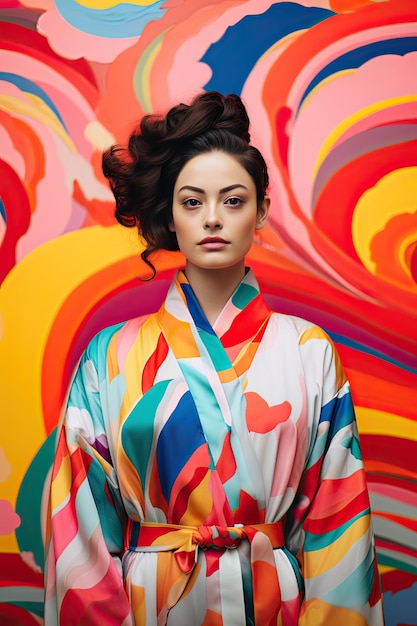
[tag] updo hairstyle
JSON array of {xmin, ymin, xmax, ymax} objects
[{"xmin": 102, "ymin": 91, "xmax": 269, "ymax": 277}]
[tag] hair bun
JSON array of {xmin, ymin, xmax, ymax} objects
[
  {"xmin": 185, "ymin": 92, "xmax": 250, "ymax": 143},
  {"xmin": 142, "ymin": 92, "xmax": 251, "ymax": 147},
  {"xmin": 216, "ymin": 93, "xmax": 250, "ymax": 142}
]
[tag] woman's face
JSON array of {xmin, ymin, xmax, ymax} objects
[{"xmin": 170, "ymin": 151, "xmax": 269, "ymax": 276}]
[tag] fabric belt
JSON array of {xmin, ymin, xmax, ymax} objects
[{"xmin": 125, "ymin": 520, "xmax": 285, "ymax": 622}]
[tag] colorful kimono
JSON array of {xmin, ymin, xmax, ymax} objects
[{"xmin": 44, "ymin": 270, "xmax": 384, "ymax": 626}]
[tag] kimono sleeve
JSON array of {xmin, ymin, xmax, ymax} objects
[
  {"xmin": 44, "ymin": 333, "xmax": 133, "ymax": 626},
  {"xmin": 286, "ymin": 332, "xmax": 385, "ymax": 626}
]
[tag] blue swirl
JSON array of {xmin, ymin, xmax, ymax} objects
[
  {"xmin": 55, "ymin": 0, "xmax": 165, "ymax": 38},
  {"xmin": 202, "ymin": 2, "xmax": 333, "ymax": 95}
]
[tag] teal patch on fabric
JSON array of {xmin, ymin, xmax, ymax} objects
[
  {"xmin": 76, "ymin": 469, "xmax": 117, "ymax": 544},
  {"xmin": 305, "ymin": 429, "xmax": 328, "ymax": 469},
  {"xmin": 339, "ymin": 432, "xmax": 362, "ymax": 461},
  {"xmin": 231, "ymin": 282, "xmax": 258, "ymax": 310},
  {"xmin": 179, "ymin": 360, "xmax": 229, "ymax": 463},
  {"xmin": 304, "ymin": 509, "xmax": 369, "ymax": 551},
  {"xmin": 199, "ymin": 329, "xmax": 231, "ymax": 371},
  {"xmin": 87, "ymin": 322, "xmax": 125, "ymax": 384},
  {"xmin": 121, "ymin": 379, "xmax": 171, "ymax": 489},
  {"xmin": 351, "ymin": 435, "xmax": 362, "ymax": 460},
  {"xmin": 327, "ymin": 545, "xmax": 375, "ymax": 607},
  {"xmin": 283, "ymin": 547, "xmax": 304, "ymax": 592}
]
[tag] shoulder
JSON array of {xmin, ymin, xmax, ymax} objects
[
  {"xmin": 83, "ymin": 314, "xmax": 152, "ymax": 365},
  {"xmin": 269, "ymin": 312, "xmax": 346, "ymax": 394},
  {"xmin": 269, "ymin": 312, "xmax": 332, "ymax": 345}
]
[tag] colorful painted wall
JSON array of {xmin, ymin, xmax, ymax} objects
[{"xmin": 0, "ymin": 1, "xmax": 416, "ymax": 624}]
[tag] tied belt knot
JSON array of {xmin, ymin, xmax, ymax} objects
[{"xmin": 192, "ymin": 524, "xmax": 244, "ymax": 550}]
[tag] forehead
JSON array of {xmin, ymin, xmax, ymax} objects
[{"xmin": 174, "ymin": 151, "xmax": 254, "ymax": 189}]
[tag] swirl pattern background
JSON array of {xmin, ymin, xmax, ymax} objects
[{"xmin": 0, "ymin": 1, "xmax": 416, "ymax": 624}]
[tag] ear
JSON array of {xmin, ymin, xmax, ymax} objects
[
  {"xmin": 255, "ymin": 195, "xmax": 270, "ymax": 230},
  {"xmin": 168, "ymin": 215, "xmax": 176, "ymax": 232}
]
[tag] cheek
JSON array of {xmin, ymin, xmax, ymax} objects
[
  {"xmin": 239, "ymin": 216, "xmax": 258, "ymax": 237},
  {"xmin": 171, "ymin": 222, "xmax": 190, "ymax": 245}
]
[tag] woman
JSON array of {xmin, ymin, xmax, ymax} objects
[{"xmin": 44, "ymin": 92, "xmax": 385, "ymax": 625}]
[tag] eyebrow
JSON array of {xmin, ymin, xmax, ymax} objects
[{"xmin": 177, "ymin": 184, "xmax": 248, "ymax": 194}]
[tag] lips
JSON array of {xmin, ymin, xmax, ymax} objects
[
  {"xmin": 198, "ymin": 237, "xmax": 228, "ymax": 244},
  {"xmin": 197, "ymin": 236, "xmax": 230, "ymax": 250}
]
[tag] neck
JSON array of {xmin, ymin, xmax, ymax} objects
[{"xmin": 184, "ymin": 264, "xmax": 246, "ymax": 325}]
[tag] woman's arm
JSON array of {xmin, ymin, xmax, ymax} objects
[
  {"xmin": 287, "ymin": 334, "xmax": 385, "ymax": 626},
  {"xmin": 44, "ymin": 333, "xmax": 133, "ymax": 625}
]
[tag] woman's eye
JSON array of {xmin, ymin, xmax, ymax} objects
[
  {"xmin": 183, "ymin": 198, "xmax": 201, "ymax": 208},
  {"xmin": 226, "ymin": 196, "xmax": 243, "ymax": 206}
]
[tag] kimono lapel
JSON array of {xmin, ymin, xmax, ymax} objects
[{"xmin": 156, "ymin": 270, "xmax": 272, "ymax": 516}]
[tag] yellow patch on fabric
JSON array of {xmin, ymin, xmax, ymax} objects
[
  {"xmin": 131, "ymin": 584, "xmax": 146, "ymax": 624},
  {"xmin": 233, "ymin": 342, "xmax": 259, "ymax": 378},
  {"xmin": 155, "ymin": 547, "xmax": 200, "ymax": 611},
  {"xmin": 299, "ymin": 326, "xmax": 327, "ymax": 344},
  {"xmin": 116, "ymin": 449, "xmax": 145, "ymax": 510},
  {"xmin": 299, "ymin": 597, "xmax": 369, "ymax": 625},
  {"xmin": 107, "ymin": 333, "xmax": 120, "ymax": 382},
  {"xmin": 90, "ymin": 445, "xmax": 113, "ymax": 475},
  {"xmin": 119, "ymin": 316, "xmax": 162, "ymax": 420},
  {"xmin": 157, "ymin": 309, "xmax": 200, "ymax": 359},
  {"xmin": 303, "ymin": 514, "xmax": 370, "ymax": 578},
  {"xmin": 218, "ymin": 368, "xmax": 238, "ymax": 384},
  {"xmin": 179, "ymin": 471, "xmax": 213, "ymax": 526},
  {"xmin": 299, "ymin": 326, "xmax": 346, "ymax": 389},
  {"xmin": 51, "ymin": 453, "xmax": 72, "ymax": 511}
]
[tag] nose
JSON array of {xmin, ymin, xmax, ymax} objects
[{"xmin": 204, "ymin": 203, "xmax": 222, "ymax": 229}]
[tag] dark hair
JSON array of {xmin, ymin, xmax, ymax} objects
[{"xmin": 102, "ymin": 91, "xmax": 269, "ymax": 278}]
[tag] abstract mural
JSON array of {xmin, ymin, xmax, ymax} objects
[{"xmin": 0, "ymin": 0, "xmax": 416, "ymax": 624}]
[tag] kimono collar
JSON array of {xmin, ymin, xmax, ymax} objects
[{"xmin": 173, "ymin": 268, "xmax": 271, "ymax": 344}]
